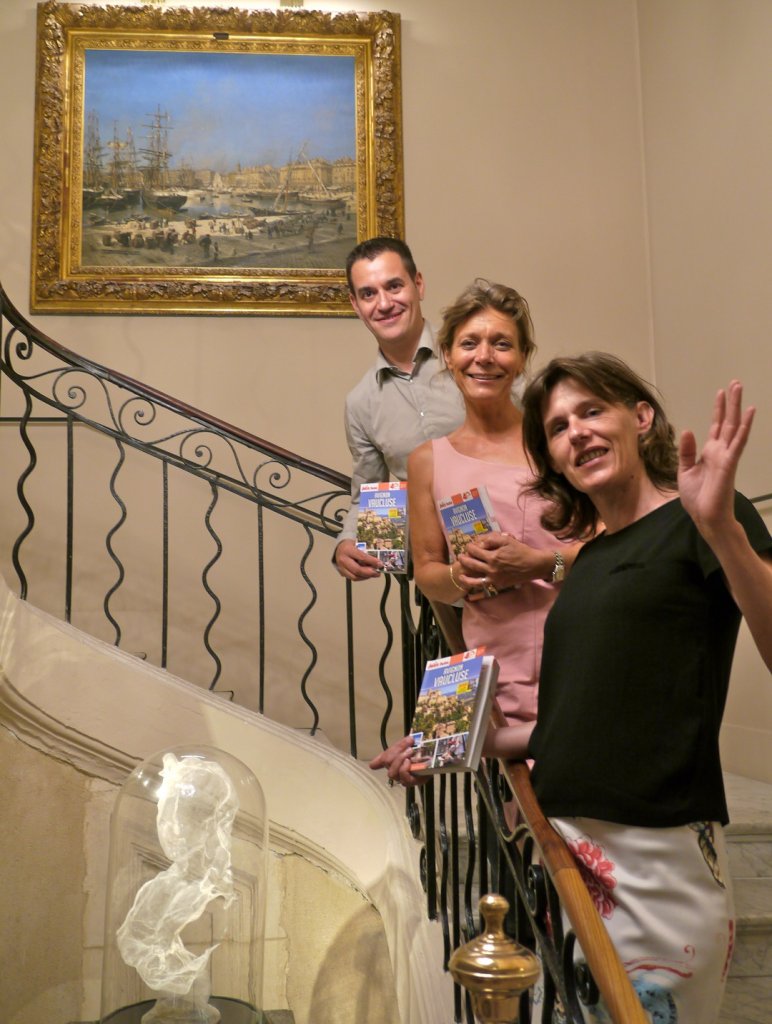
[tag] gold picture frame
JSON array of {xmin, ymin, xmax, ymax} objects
[{"xmin": 31, "ymin": 2, "xmax": 404, "ymax": 315}]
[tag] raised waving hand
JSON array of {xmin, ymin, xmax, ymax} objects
[
  {"xmin": 677, "ymin": 380, "xmax": 755, "ymax": 539},
  {"xmin": 678, "ymin": 380, "xmax": 772, "ymax": 672}
]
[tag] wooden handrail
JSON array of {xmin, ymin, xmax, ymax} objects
[{"xmin": 507, "ymin": 761, "xmax": 648, "ymax": 1024}]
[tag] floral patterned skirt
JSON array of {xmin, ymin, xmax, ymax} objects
[{"xmin": 533, "ymin": 817, "xmax": 735, "ymax": 1024}]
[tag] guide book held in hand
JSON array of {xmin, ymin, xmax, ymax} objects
[
  {"xmin": 356, "ymin": 481, "xmax": 408, "ymax": 573},
  {"xmin": 438, "ymin": 486, "xmax": 500, "ymax": 559},
  {"xmin": 408, "ymin": 647, "xmax": 499, "ymax": 775}
]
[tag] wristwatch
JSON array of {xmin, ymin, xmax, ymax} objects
[{"xmin": 551, "ymin": 552, "xmax": 565, "ymax": 583}]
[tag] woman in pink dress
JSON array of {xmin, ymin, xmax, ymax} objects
[{"xmin": 372, "ymin": 280, "xmax": 581, "ymax": 781}]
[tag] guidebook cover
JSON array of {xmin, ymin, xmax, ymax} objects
[
  {"xmin": 438, "ymin": 486, "xmax": 500, "ymax": 559},
  {"xmin": 408, "ymin": 647, "xmax": 499, "ymax": 775},
  {"xmin": 356, "ymin": 481, "xmax": 408, "ymax": 573}
]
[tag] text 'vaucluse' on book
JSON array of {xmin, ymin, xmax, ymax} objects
[
  {"xmin": 438, "ymin": 485, "xmax": 500, "ymax": 559},
  {"xmin": 356, "ymin": 481, "xmax": 408, "ymax": 573},
  {"xmin": 408, "ymin": 647, "xmax": 499, "ymax": 776}
]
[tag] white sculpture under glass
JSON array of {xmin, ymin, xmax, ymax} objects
[
  {"xmin": 100, "ymin": 745, "xmax": 267, "ymax": 1024},
  {"xmin": 117, "ymin": 753, "xmax": 239, "ymax": 1023}
]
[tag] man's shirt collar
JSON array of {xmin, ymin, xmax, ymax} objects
[{"xmin": 373, "ymin": 322, "xmax": 438, "ymax": 385}]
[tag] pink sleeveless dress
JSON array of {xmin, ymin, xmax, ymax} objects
[{"xmin": 431, "ymin": 436, "xmax": 560, "ymax": 724}]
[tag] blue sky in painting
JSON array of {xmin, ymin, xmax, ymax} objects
[{"xmin": 84, "ymin": 50, "xmax": 356, "ymax": 172}]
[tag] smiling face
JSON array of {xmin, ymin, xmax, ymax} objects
[
  {"xmin": 444, "ymin": 307, "xmax": 525, "ymax": 403},
  {"xmin": 348, "ymin": 250, "xmax": 425, "ymax": 353},
  {"xmin": 542, "ymin": 378, "xmax": 654, "ymax": 501}
]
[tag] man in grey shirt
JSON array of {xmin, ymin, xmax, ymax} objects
[{"xmin": 334, "ymin": 238, "xmax": 464, "ymax": 581}]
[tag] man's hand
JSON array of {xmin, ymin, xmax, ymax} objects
[{"xmin": 334, "ymin": 539, "xmax": 384, "ymax": 581}]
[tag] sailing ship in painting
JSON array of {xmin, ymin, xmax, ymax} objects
[
  {"xmin": 82, "ymin": 111, "xmax": 353, "ymax": 223},
  {"xmin": 82, "ymin": 111, "xmax": 107, "ymax": 210},
  {"xmin": 83, "ymin": 107, "xmax": 189, "ymax": 213},
  {"xmin": 140, "ymin": 107, "xmax": 188, "ymax": 210},
  {"xmin": 242, "ymin": 145, "xmax": 346, "ymax": 216},
  {"xmin": 295, "ymin": 143, "xmax": 346, "ymax": 211}
]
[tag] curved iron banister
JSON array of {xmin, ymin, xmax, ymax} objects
[
  {"xmin": 0, "ymin": 281, "xmax": 401, "ymax": 750},
  {"xmin": 0, "ymin": 285, "xmax": 350, "ymax": 536},
  {"xmin": 0, "ymin": 286, "xmax": 346, "ymax": 488},
  {"xmin": 11, "ymin": 393, "xmax": 36, "ymax": 600},
  {"xmin": 103, "ymin": 437, "xmax": 127, "ymax": 644},
  {"xmin": 297, "ymin": 523, "xmax": 322, "ymax": 732},
  {"xmin": 201, "ymin": 481, "xmax": 225, "ymax": 690}
]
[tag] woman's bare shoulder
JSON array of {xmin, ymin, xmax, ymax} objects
[{"xmin": 408, "ymin": 438, "xmax": 436, "ymax": 476}]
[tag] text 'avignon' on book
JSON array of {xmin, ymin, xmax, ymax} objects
[{"xmin": 408, "ymin": 647, "xmax": 499, "ymax": 775}]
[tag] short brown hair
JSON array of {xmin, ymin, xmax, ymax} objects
[
  {"xmin": 437, "ymin": 279, "xmax": 535, "ymax": 367},
  {"xmin": 345, "ymin": 237, "xmax": 417, "ymax": 292},
  {"xmin": 522, "ymin": 351, "xmax": 678, "ymax": 539}
]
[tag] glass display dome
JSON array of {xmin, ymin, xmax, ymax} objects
[{"xmin": 99, "ymin": 745, "xmax": 268, "ymax": 1024}]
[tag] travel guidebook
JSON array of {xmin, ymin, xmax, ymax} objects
[
  {"xmin": 438, "ymin": 486, "xmax": 500, "ymax": 559},
  {"xmin": 408, "ymin": 647, "xmax": 499, "ymax": 776},
  {"xmin": 356, "ymin": 481, "xmax": 408, "ymax": 573}
]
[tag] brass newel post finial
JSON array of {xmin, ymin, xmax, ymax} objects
[{"xmin": 449, "ymin": 893, "xmax": 540, "ymax": 1024}]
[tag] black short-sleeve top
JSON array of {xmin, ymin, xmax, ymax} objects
[{"xmin": 528, "ymin": 494, "xmax": 771, "ymax": 827}]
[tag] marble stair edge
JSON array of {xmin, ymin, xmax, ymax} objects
[{"xmin": 720, "ymin": 772, "xmax": 772, "ymax": 1024}]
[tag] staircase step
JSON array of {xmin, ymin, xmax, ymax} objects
[
  {"xmin": 70, "ymin": 1012, "xmax": 294, "ymax": 1024},
  {"xmin": 718, "ymin": 976, "xmax": 772, "ymax": 1024},
  {"xmin": 719, "ymin": 773, "xmax": 772, "ymax": 1024},
  {"xmin": 728, "ymin": 834, "xmax": 772, "ymax": 880},
  {"xmin": 725, "ymin": 772, "xmax": 772, "ymax": 881},
  {"xmin": 731, "ymin": 877, "xmax": 772, "ymax": 979},
  {"xmin": 725, "ymin": 772, "xmax": 772, "ymax": 835}
]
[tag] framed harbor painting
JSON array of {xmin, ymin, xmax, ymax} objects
[{"xmin": 30, "ymin": 2, "xmax": 404, "ymax": 315}]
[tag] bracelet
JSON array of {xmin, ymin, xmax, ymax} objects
[
  {"xmin": 551, "ymin": 551, "xmax": 566, "ymax": 583},
  {"xmin": 449, "ymin": 561, "xmax": 466, "ymax": 593}
]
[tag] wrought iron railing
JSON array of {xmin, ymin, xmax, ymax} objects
[
  {"xmin": 0, "ymin": 285, "xmax": 416, "ymax": 757},
  {"xmin": 5, "ymin": 281, "xmax": 749, "ymax": 1023}
]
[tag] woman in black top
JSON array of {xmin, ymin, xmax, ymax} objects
[{"xmin": 517, "ymin": 352, "xmax": 772, "ymax": 1024}]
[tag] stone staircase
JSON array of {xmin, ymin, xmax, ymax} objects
[
  {"xmin": 67, "ymin": 772, "xmax": 771, "ymax": 1024},
  {"xmin": 720, "ymin": 772, "xmax": 772, "ymax": 1024},
  {"xmin": 69, "ymin": 1009, "xmax": 294, "ymax": 1023}
]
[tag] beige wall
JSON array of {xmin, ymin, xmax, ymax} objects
[
  {"xmin": 0, "ymin": 728, "xmax": 87, "ymax": 1023},
  {"xmin": 0, "ymin": 0, "xmax": 769, "ymax": 776},
  {"xmin": 635, "ymin": 0, "xmax": 772, "ymax": 780}
]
